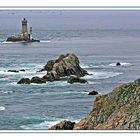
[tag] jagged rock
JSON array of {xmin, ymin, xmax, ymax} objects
[
  {"xmin": 74, "ymin": 79, "xmax": 140, "ymax": 130},
  {"xmin": 88, "ymin": 90, "xmax": 99, "ymax": 95},
  {"xmin": 30, "ymin": 77, "xmax": 46, "ymax": 84},
  {"xmin": 8, "ymin": 70, "xmax": 19, "ymax": 73},
  {"xmin": 73, "ymin": 119, "xmax": 86, "ymax": 130},
  {"xmin": 41, "ymin": 53, "xmax": 88, "ymax": 77},
  {"xmin": 116, "ymin": 62, "xmax": 121, "ymax": 66},
  {"xmin": 43, "ymin": 60, "xmax": 55, "ymax": 71},
  {"xmin": 17, "ymin": 78, "xmax": 31, "ymax": 84},
  {"xmin": 49, "ymin": 120, "xmax": 75, "ymax": 130},
  {"xmin": 42, "ymin": 71, "xmax": 60, "ymax": 82},
  {"xmin": 67, "ymin": 75, "xmax": 88, "ymax": 84}
]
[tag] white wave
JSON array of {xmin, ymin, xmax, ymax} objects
[
  {"xmin": 1, "ymin": 41, "xmax": 21, "ymax": 44},
  {"xmin": 0, "ymin": 70, "xmax": 19, "ymax": 75},
  {"xmin": 20, "ymin": 116, "xmax": 63, "ymax": 130},
  {"xmin": 85, "ymin": 71, "xmax": 123, "ymax": 80},
  {"xmin": 109, "ymin": 62, "xmax": 131, "ymax": 67},
  {"xmin": 1, "ymin": 90, "xmax": 13, "ymax": 94},
  {"xmin": 0, "ymin": 106, "xmax": 5, "ymax": 111},
  {"xmin": 40, "ymin": 40, "xmax": 51, "ymax": 43},
  {"xmin": 20, "ymin": 117, "xmax": 80, "ymax": 130},
  {"xmin": 30, "ymin": 81, "xmax": 69, "ymax": 87},
  {"xmin": 80, "ymin": 64, "xmax": 90, "ymax": 69},
  {"xmin": 63, "ymin": 91, "xmax": 88, "ymax": 94},
  {"xmin": 1, "ymin": 41, "xmax": 13, "ymax": 44}
]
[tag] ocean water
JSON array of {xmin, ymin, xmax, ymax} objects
[{"xmin": 0, "ymin": 10, "xmax": 140, "ymax": 130}]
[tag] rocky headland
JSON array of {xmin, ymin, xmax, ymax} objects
[{"xmin": 49, "ymin": 78, "xmax": 140, "ymax": 130}]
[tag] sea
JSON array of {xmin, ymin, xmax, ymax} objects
[{"xmin": 0, "ymin": 10, "xmax": 140, "ymax": 130}]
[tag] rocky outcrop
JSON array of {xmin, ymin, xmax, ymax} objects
[
  {"xmin": 49, "ymin": 78, "xmax": 140, "ymax": 130},
  {"xmin": 41, "ymin": 53, "xmax": 88, "ymax": 77},
  {"xmin": 116, "ymin": 62, "xmax": 121, "ymax": 66},
  {"xmin": 67, "ymin": 75, "xmax": 88, "ymax": 84},
  {"xmin": 18, "ymin": 54, "xmax": 88, "ymax": 84},
  {"xmin": 30, "ymin": 77, "xmax": 46, "ymax": 84},
  {"xmin": 49, "ymin": 120, "xmax": 75, "ymax": 130},
  {"xmin": 7, "ymin": 34, "xmax": 30, "ymax": 42},
  {"xmin": 74, "ymin": 79, "xmax": 140, "ymax": 130},
  {"xmin": 88, "ymin": 90, "xmax": 99, "ymax": 95},
  {"xmin": 7, "ymin": 35, "xmax": 40, "ymax": 42},
  {"xmin": 17, "ymin": 78, "xmax": 31, "ymax": 84}
]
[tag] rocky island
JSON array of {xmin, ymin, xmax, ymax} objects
[
  {"xmin": 17, "ymin": 53, "xmax": 88, "ymax": 84},
  {"xmin": 7, "ymin": 18, "xmax": 40, "ymax": 42}
]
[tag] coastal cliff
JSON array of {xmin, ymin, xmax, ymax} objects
[{"xmin": 49, "ymin": 78, "xmax": 140, "ymax": 130}]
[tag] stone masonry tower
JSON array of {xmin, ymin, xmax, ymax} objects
[{"xmin": 22, "ymin": 18, "xmax": 28, "ymax": 34}]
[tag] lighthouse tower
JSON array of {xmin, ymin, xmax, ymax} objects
[{"xmin": 22, "ymin": 18, "xmax": 28, "ymax": 34}]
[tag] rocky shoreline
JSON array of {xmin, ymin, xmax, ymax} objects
[{"xmin": 49, "ymin": 78, "xmax": 140, "ymax": 130}]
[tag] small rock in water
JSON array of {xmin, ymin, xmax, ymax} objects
[
  {"xmin": 116, "ymin": 62, "xmax": 121, "ymax": 66},
  {"xmin": 8, "ymin": 70, "xmax": 19, "ymax": 73},
  {"xmin": 88, "ymin": 90, "xmax": 99, "ymax": 95},
  {"xmin": 17, "ymin": 78, "xmax": 31, "ymax": 84},
  {"xmin": 67, "ymin": 75, "xmax": 88, "ymax": 84},
  {"xmin": 20, "ymin": 69, "xmax": 26, "ymax": 72},
  {"xmin": 30, "ymin": 76, "xmax": 46, "ymax": 84}
]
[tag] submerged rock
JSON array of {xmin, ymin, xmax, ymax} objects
[
  {"xmin": 49, "ymin": 120, "xmax": 75, "ymax": 130},
  {"xmin": 88, "ymin": 90, "xmax": 99, "ymax": 95},
  {"xmin": 8, "ymin": 70, "xmax": 19, "ymax": 73},
  {"xmin": 67, "ymin": 75, "xmax": 88, "ymax": 84},
  {"xmin": 17, "ymin": 78, "xmax": 31, "ymax": 84},
  {"xmin": 20, "ymin": 69, "xmax": 26, "ymax": 72}
]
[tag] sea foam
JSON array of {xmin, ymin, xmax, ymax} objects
[{"xmin": 0, "ymin": 106, "xmax": 5, "ymax": 111}]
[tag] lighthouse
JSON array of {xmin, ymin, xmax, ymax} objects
[
  {"xmin": 6, "ymin": 18, "xmax": 40, "ymax": 42},
  {"xmin": 22, "ymin": 18, "xmax": 28, "ymax": 34}
]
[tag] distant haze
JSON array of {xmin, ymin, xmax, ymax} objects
[{"xmin": 0, "ymin": 10, "xmax": 140, "ymax": 30}]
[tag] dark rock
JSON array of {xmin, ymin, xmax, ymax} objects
[
  {"xmin": 88, "ymin": 90, "xmax": 99, "ymax": 95},
  {"xmin": 67, "ymin": 75, "xmax": 88, "ymax": 84},
  {"xmin": 17, "ymin": 78, "xmax": 31, "ymax": 84},
  {"xmin": 30, "ymin": 77, "xmax": 46, "ymax": 84},
  {"xmin": 8, "ymin": 70, "xmax": 19, "ymax": 73},
  {"xmin": 48, "ymin": 120, "xmax": 75, "ymax": 130},
  {"xmin": 43, "ymin": 60, "xmax": 55, "ymax": 72},
  {"xmin": 20, "ymin": 69, "xmax": 26, "ymax": 72},
  {"xmin": 116, "ymin": 62, "xmax": 121, "ymax": 66}
]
